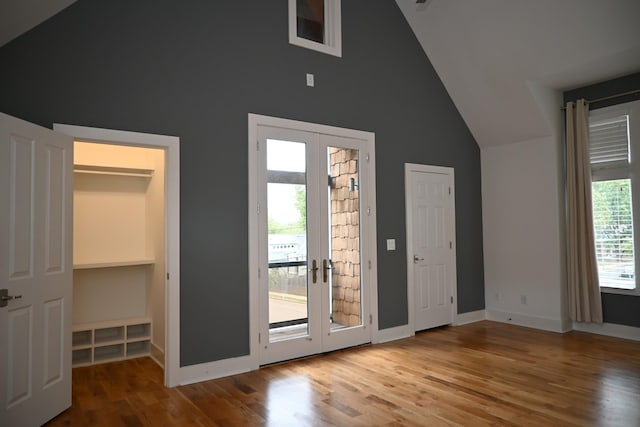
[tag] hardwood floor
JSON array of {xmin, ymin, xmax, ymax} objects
[{"xmin": 46, "ymin": 321, "xmax": 640, "ymax": 426}]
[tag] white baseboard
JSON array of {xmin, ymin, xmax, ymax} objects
[
  {"xmin": 455, "ymin": 309, "xmax": 486, "ymax": 325},
  {"xmin": 572, "ymin": 321, "xmax": 640, "ymax": 341},
  {"xmin": 486, "ymin": 309, "xmax": 570, "ymax": 333},
  {"xmin": 375, "ymin": 324, "xmax": 414, "ymax": 344},
  {"xmin": 178, "ymin": 355, "xmax": 256, "ymax": 386},
  {"xmin": 150, "ymin": 343, "xmax": 165, "ymax": 368}
]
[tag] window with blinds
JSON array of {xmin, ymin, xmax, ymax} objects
[
  {"xmin": 589, "ymin": 111, "xmax": 635, "ymax": 289},
  {"xmin": 589, "ymin": 115, "xmax": 630, "ymax": 167}
]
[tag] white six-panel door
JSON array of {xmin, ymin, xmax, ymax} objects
[
  {"xmin": 406, "ymin": 164, "xmax": 456, "ymax": 331},
  {"xmin": 0, "ymin": 113, "xmax": 73, "ymax": 426}
]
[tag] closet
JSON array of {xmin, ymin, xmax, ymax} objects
[{"xmin": 71, "ymin": 141, "xmax": 165, "ymax": 367}]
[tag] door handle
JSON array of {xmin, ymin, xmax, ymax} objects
[
  {"xmin": 310, "ymin": 260, "xmax": 318, "ymax": 284},
  {"xmin": 413, "ymin": 255, "xmax": 424, "ymax": 264},
  {"xmin": 0, "ymin": 289, "xmax": 22, "ymax": 308},
  {"xmin": 323, "ymin": 259, "xmax": 332, "ymax": 283}
]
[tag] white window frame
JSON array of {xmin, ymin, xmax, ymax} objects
[
  {"xmin": 288, "ymin": 0, "xmax": 342, "ymax": 57},
  {"xmin": 590, "ymin": 100, "xmax": 640, "ymax": 296}
]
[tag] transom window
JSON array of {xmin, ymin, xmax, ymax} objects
[{"xmin": 289, "ymin": 0, "xmax": 342, "ymax": 57}]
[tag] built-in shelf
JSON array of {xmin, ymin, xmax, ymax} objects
[
  {"xmin": 74, "ymin": 164, "xmax": 154, "ymax": 178},
  {"xmin": 73, "ymin": 258, "xmax": 155, "ymax": 270},
  {"xmin": 72, "ymin": 318, "xmax": 152, "ymax": 367}
]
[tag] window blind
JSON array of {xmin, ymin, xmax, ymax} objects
[{"xmin": 589, "ymin": 115, "xmax": 630, "ymax": 166}]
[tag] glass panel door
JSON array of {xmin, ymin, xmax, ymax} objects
[
  {"xmin": 259, "ymin": 127, "xmax": 322, "ymax": 365},
  {"xmin": 320, "ymin": 136, "xmax": 370, "ymax": 352}
]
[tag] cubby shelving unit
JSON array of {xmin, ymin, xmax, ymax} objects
[{"xmin": 71, "ymin": 318, "xmax": 152, "ymax": 367}]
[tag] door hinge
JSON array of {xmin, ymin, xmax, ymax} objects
[
  {"xmin": 366, "ymin": 206, "xmax": 371, "ymax": 216},
  {"xmin": 449, "ymin": 186, "xmax": 451, "ymax": 195},
  {"xmin": 450, "ymin": 241, "xmax": 452, "ymax": 249},
  {"xmin": 259, "ymin": 333, "xmax": 261, "ymax": 343},
  {"xmin": 365, "ymin": 153, "xmax": 370, "ymax": 162},
  {"xmin": 369, "ymin": 314, "xmax": 373, "ymax": 325},
  {"xmin": 257, "ymin": 203, "xmax": 260, "ymax": 214},
  {"xmin": 258, "ymin": 268, "xmax": 261, "ymax": 279},
  {"xmin": 451, "ymin": 296, "xmax": 454, "ymax": 304},
  {"xmin": 368, "ymin": 260, "xmax": 372, "ymax": 270},
  {"xmin": 166, "ymin": 272, "xmax": 170, "ymax": 280},
  {"xmin": 257, "ymin": 140, "xmax": 259, "ymax": 151}
]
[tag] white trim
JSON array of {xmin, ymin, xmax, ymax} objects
[
  {"xmin": 375, "ymin": 325, "xmax": 414, "ymax": 344},
  {"xmin": 53, "ymin": 123, "xmax": 181, "ymax": 387},
  {"xmin": 455, "ymin": 309, "xmax": 486, "ymax": 326},
  {"xmin": 572, "ymin": 321, "xmax": 640, "ymax": 341},
  {"xmin": 486, "ymin": 309, "xmax": 571, "ymax": 333},
  {"xmin": 248, "ymin": 113, "xmax": 377, "ymax": 366},
  {"xmin": 404, "ymin": 163, "xmax": 457, "ymax": 333},
  {"xmin": 178, "ymin": 355, "xmax": 255, "ymax": 386},
  {"xmin": 288, "ymin": 0, "xmax": 342, "ymax": 57}
]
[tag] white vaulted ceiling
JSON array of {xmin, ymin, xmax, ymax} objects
[{"xmin": 395, "ymin": 0, "xmax": 640, "ymax": 147}]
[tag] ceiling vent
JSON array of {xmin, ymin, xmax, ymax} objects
[{"xmin": 416, "ymin": 0, "xmax": 433, "ymax": 11}]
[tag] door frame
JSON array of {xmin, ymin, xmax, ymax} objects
[
  {"xmin": 248, "ymin": 113, "xmax": 379, "ymax": 368},
  {"xmin": 53, "ymin": 124, "xmax": 181, "ymax": 387},
  {"xmin": 404, "ymin": 163, "xmax": 458, "ymax": 333}
]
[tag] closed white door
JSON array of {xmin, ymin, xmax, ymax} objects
[
  {"xmin": 406, "ymin": 165, "xmax": 456, "ymax": 331},
  {"xmin": 0, "ymin": 113, "xmax": 73, "ymax": 426},
  {"xmin": 256, "ymin": 124, "xmax": 374, "ymax": 365}
]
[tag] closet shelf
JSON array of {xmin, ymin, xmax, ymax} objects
[
  {"xmin": 74, "ymin": 164, "xmax": 154, "ymax": 178},
  {"xmin": 73, "ymin": 258, "xmax": 156, "ymax": 270}
]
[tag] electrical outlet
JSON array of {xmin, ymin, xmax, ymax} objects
[{"xmin": 306, "ymin": 73, "xmax": 314, "ymax": 87}]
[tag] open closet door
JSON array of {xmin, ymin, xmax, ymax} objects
[{"xmin": 0, "ymin": 112, "xmax": 73, "ymax": 426}]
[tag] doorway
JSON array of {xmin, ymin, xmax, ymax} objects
[
  {"xmin": 53, "ymin": 123, "xmax": 180, "ymax": 387},
  {"xmin": 249, "ymin": 114, "xmax": 378, "ymax": 366},
  {"xmin": 405, "ymin": 163, "xmax": 457, "ymax": 332},
  {"xmin": 72, "ymin": 141, "xmax": 165, "ymax": 369}
]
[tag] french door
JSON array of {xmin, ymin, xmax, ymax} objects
[{"xmin": 255, "ymin": 121, "xmax": 375, "ymax": 365}]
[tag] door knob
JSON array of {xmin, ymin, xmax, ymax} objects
[
  {"xmin": 413, "ymin": 255, "xmax": 424, "ymax": 263},
  {"xmin": 0, "ymin": 289, "xmax": 22, "ymax": 308}
]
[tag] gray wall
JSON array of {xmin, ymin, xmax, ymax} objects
[
  {"xmin": 564, "ymin": 72, "xmax": 640, "ymax": 328},
  {"xmin": 0, "ymin": 0, "xmax": 485, "ymax": 366}
]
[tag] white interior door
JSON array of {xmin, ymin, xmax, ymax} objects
[
  {"xmin": 256, "ymin": 123, "xmax": 374, "ymax": 365},
  {"xmin": 0, "ymin": 112, "xmax": 73, "ymax": 426},
  {"xmin": 406, "ymin": 164, "xmax": 456, "ymax": 332}
]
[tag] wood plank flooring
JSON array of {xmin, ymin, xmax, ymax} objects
[{"xmin": 46, "ymin": 321, "xmax": 640, "ymax": 426}]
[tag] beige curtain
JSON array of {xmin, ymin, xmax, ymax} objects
[{"xmin": 566, "ymin": 99, "xmax": 603, "ymax": 323}]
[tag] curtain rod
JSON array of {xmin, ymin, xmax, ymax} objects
[{"xmin": 561, "ymin": 88, "xmax": 640, "ymax": 110}]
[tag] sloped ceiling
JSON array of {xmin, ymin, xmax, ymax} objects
[
  {"xmin": 0, "ymin": 0, "xmax": 77, "ymax": 48},
  {"xmin": 396, "ymin": 0, "xmax": 640, "ymax": 147},
  {"xmin": 2, "ymin": 1, "xmax": 639, "ymax": 149}
]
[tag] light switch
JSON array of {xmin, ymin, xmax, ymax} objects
[
  {"xmin": 306, "ymin": 73, "xmax": 314, "ymax": 87},
  {"xmin": 386, "ymin": 239, "xmax": 396, "ymax": 251}
]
